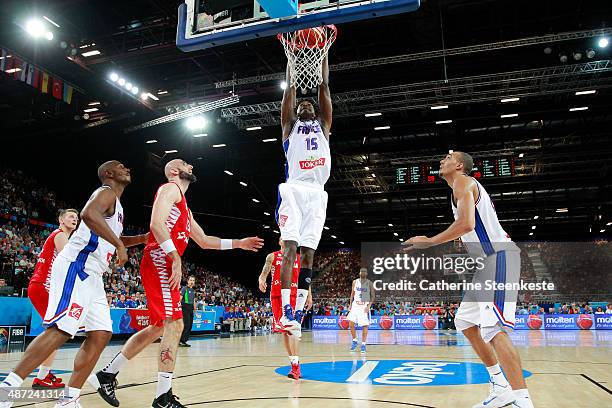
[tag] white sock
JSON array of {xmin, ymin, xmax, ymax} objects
[
  {"xmin": 486, "ymin": 363, "xmax": 503, "ymax": 377},
  {"xmin": 290, "ymin": 356, "xmax": 299, "ymax": 365},
  {"xmin": 487, "ymin": 364, "xmax": 509, "ymax": 387},
  {"xmin": 64, "ymin": 387, "xmax": 81, "ymax": 401},
  {"xmin": 352, "ymin": 338, "xmax": 358, "ymax": 342},
  {"xmin": 103, "ymin": 352, "xmax": 129, "ymax": 374},
  {"xmin": 512, "ymin": 389, "xmax": 533, "ymax": 408},
  {"xmin": 37, "ymin": 365, "xmax": 51, "ymax": 380},
  {"xmin": 1, "ymin": 372, "xmax": 23, "ymax": 388},
  {"xmin": 362, "ymin": 342, "xmax": 366, "ymax": 345},
  {"xmin": 156, "ymin": 372, "xmax": 172, "ymax": 398},
  {"xmin": 295, "ymin": 289, "xmax": 308, "ymax": 311},
  {"xmin": 513, "ymin": 389, "xmax": 530, "ymax": 398},
  {"xmin": 281, "ymin": 289, "xmax": 291, "ymax": 310}
]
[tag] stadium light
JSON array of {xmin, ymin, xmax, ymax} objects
[
  {"xmin": 331, "ymin": 235, "xmax": 337, "ymax": 239},
  {"xmin": 529, "ymin": 232, "xmax": 534, "ymax": 236},
  {"xmin": 388, "ymin": 223, "xmax": 394, "ymax": 226},
  {"xmin": 519, "ymin": 153, "xmax": 524, "ymax": 158},
  {"xmin": 125, "ymin": 82, "xmax": 133, "ymax": 91},
  {"xmin": 600, "ymin": 229, "xmax": 606, "ymax": 233},
  {"xmin": 246, "ymin": 126, "xmax": 262, "ymax": 131},
  {"xmin": 82, "ymin": 50, "xmax": 101, "ymax": 57},
  {"xmin": 280, "ymin": 81, "xmax": 287, "ymax": 90},
  {"xmin": 239, "ymin": 182, "xmax": 248, "ymax": 187},
  {"xmin": 45, "ymin": 31, "xmax": 54, "ymax": 41},
  {"xmin": 501, "ymin": 97, "xmax": 520, "ymax": 103},
  {"xmin": 193, "ymin": 133, "xmax": 207, "ymax": 138},
  {"xmin": 224, "ymin": 170, "xmax": 234, "ymax": 176},
  {"xmin": 146, "ymin": 140, "xmax": 157, "ymax": 144},
  {"xmin": 131, "ymin": 87, "xmax": 139, "ymax": 95},
  {"xmin": 533, "ymin": 215, "xmax": 539, "ymax": 220},
  {"xmin": 25, "ymin": 19, "xmax": 45, "ymax": 38},
  {"xmin": 374, "ymin": 126, "xmax": 390, "ymax": 130},
  {"xmin": 436, "ymin": 120, "xmax": 453, "ymax": 124},
  {"xmin": 323, "ymin": 226, "xmax": 330, "ymax": 230},
  {"xmin": 42, "ymin": 16, "xmax": 60, "ymax": 27},
  {"xmin": 569, "ymin": 107, "xmax": 588, "ymax": 112},
  {"xmin": 165, "ymin": 149, "xmax": 178, "ymax": 154},
  {"xmin": 431, "ymin": 105, "xmax": 448, "ymax": 110},
  {"xmin": 598, "ymin": 38, "xmax": 609, "ymax": 48},
  {"xmin": 264, "ymin": 212, "xmax": 270, "ymax": 216},
  {"xmin": 501, "ymin": 113, "xmax": 518, "ymax": 118},
  {"xmin": 365, "ymin": 112, "xmax": 382, "ymax": 117},
  {"xmin": 117, "ymin": 78, "xmax": 126, "ymax": 86},
  {"xmin": 575, "ymin": 90, "xmax": 596, "ymax": 95},
  {"xmin": 556, "ymin": 208, "xmax": 569, "ymax": 213},
  {"xmin": 212, "ymin": 144, "xmax": 226, "ymax": 148},
  {"xmin": 531, "ymin": 226, "xmax": 536, "ymax": 230},
  {"xmin": 339, "ymin": 241, "xmax": 345, "ymax": 245},
  {"xmin": 252, "ymin": 198, "xmax": 260, "ymax": 203},
  {"xmin": 262, "ymin": 138, "xmax": 277, "ymax": 142},
  {"xmin": 109, "ymin": 72, "xmax": 119, "ymax": 82},
  {"xmin": 186, "ymin": 116, "xmax": 207, "ymax": 130}
]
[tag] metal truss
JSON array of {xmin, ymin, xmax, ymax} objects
[
  {"xmin": 221, "ymin": 60, "xmax": 612, "ymax": 128},
  {"xmin": 124, "ymin": 95, "xmax": 239, "ymax": 133},
  {"xmin": 214, "ymin": 28, "xmax": 612, "ymax": 88}
]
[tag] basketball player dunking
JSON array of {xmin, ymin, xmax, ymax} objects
[
  {"xmin": 28, "ymin": 208, "xmax": 79, "ymax": 389},
  {"xmin": 276, "ymin": 55, "xmax": 332, "ymax": 338},
  {"xmin": 404, "ymin": 152, "xmax": 533, "ymax": 408},
  {"xmin": 1, "ymin": 161, "xmax": 148, "ymax": 408},
  {"xmin": 258, "ymin": 239, "xmax": 312, "ymax": 380},
  {"xmin": 347, "ymin": 268, "xmax": 375, "ymax": 353},
  {"xmin": 90, "ymin": 159, "xmax": 263, "ymax": 408}
]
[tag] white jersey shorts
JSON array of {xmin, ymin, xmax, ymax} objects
[
  {"xmin": 276, "ymin": 180, "xmax": 328, "ymax": 250},
  {"xmin": 455, "ymin": 250, "xmax": 520, "ymax": 341},
  {"xmin": 43, "ymin": 255, "xmax": 112, "ymax": 337},
  {"xmin": 347, "ymin": 301, "xmax": 371, "ymax": 326}
]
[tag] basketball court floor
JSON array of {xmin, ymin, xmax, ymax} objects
[{"xmin": 2, "ymin": 330, "xmax": 610, "ymax": 408}]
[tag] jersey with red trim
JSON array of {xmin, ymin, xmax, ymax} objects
[
  {"xmin": 144, "ymin": 182, "xmax": 191, "ymax": 256},
  {"xmin": 31, "ymin": 228, "xmax": 64, "ymax": 290},
  {"xmin": 270, "ymin": 250, "xmax": 300, "ymax": 297},
  {"xmin": 451, "ymin": 177, "xmax": 517, "ymax": 256},
  {"xmin": 283, "ymin": 119, "xmax": 331, "ymax": 187}
]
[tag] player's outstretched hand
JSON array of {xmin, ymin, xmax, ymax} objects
[
  {"xmin": 258, "ymin": 275, "xmax": 267, "ymax": 292},
  {"xmin": 402, "ymin": 236, "xmax": 433, "ymax": 251},
  {"xmin": 169, "ymin": 254, "xmax": 182, "ymax": 290},
  {"xmin": 116, "ymin": 245, "xmax": 128, "ymax": 266},
  {"xmin": 238, "ymin": 236, "xmax": 265, "ymax": 252}
]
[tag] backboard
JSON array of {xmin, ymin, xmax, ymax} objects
[{"xmin": 177, "ymin": 0, "xmax": 420, "ymax": 52}]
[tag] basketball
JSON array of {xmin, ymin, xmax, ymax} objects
[
  {"xmin": 422, "ymin": 315, "xmax": 437, "ymax": 330},
  {"xmin": 338, "ymin": 315, "xmax": 350, "ymax": 330},
  {"xmin": 576, "ymin": 314, "xmax": 593, "ymax": 330},
  {"xmin": 294, "ymin": 26, "xmax": 326, "ymax": 48},
  {"xmin": 379, "ymin": 315, "xmax": 393, "ymax": 330},
  {"xmin": 527, "ymin": 314, "xmax": 543, "ymax": 330}
]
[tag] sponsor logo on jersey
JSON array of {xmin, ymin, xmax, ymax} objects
[
  {"xmin": 68, "ymin": 303, "xmax": 83, "ymax": 320},
  {"xmin": 278, "ymin": 214, "xmax": 288, "ymax": 227},
  {"xmin": 299, "ymin": 157, "xmax": 326, "ymax": 170}
]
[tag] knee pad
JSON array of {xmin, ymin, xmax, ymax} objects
[
  {"xmin": 454, "ymin": 317, "xmax": 476, "ymax": 333},
  {"xmin": 298, "ymin": 268, "xmax": 313, "ymax": 290}
]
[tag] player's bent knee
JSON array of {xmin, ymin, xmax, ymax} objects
[
  {"xmin": 455, "ymin": 318, "xmax": 476, "ymax": 333},
  {"xmin": 481, "ymin": 323, "xmax": 506, "ymax": 343}
]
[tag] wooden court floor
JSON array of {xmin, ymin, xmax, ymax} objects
[{"xmin": 2, "ymin": 330, "xmax": 611, "ymax": 408}]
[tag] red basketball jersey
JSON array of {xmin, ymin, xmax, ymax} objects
[
  {"xmin": 144, "ymin": 182, "xmax": 191, "ymax": 256},
  {"xmin": 30, "ymin": 228, "xmax": 64, "ymax": 290},
  {"xmin": 270, "ymin": 250, "xmax": 300, "ymax": 298}
]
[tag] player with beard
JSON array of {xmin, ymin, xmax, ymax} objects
[
  {"xmin": 1, "ymin": 160, "xmax": 147, "ymax": 408},
  {"xmin": 89, "ymin": 159, "xmax": 264, "ymax": 408},
  {"xmin": 28, "ymin": 208, "xmax": 79, "ymax": 389}
]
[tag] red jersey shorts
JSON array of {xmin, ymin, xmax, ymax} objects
[
  {"xmin": 28, "ymin": 281, "xmax": 49, "ymax": 318},
  {"xmin": 141, "ymin": 248, "xmax": 183, "ymax": 327}
]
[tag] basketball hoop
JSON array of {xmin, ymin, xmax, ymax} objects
[{"xmin": 278, "ymin": 25, "xmax": 337, "ymax": 94}]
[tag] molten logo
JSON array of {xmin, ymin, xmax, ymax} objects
[
  {"xmin": 299, "ymin": 157, "xmax": 326, "ymax": 170},
  {"xmin": 68, "ymin": 303, "xmax": 83, "ymax": 320}
]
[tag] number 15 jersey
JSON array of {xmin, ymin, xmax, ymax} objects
[{"xmin": 283, "ymin": 119, "xmax": 331, "ymax": 187}]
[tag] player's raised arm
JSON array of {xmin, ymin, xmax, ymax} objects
[
  {"xmin": 404, "ymin": 176, "xmax": 476, "ymax": 248},
  {"xmin": 258, "ymin": 253, "xmax": 274, "ymax": 292},
  {"xmin": 318, "ymin": 54, "xmax": 332, "ymax": 136},
  {"xmin": 281, "ymin": 63, "xmax": 297, "ymax": 138},
  {"xmin": 81, "ymin": 188, "xmax": 127, "ymax": 265},
  {"xmin": 189, "ymin": 213, "xmax": 264, "ymax": 252}
]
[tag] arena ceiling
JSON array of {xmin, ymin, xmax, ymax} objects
[{"xmin": 1, "ymin": 0, "xmax": 612, "ymax": 249}]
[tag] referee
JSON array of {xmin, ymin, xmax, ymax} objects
[{"xmin": 179, "ymin": 276, "xmax": 196, "ymax": 347}]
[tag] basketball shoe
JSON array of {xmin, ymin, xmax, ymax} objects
[
  {"xmin": 472, "ymin": 378, "xmax": 514, "ymax": 408},
  {"xmin": 280, "ymin": 305, "xmax": 301, "ymax": 339},
  {"xmin": 360, "ymin": 343, "xmax": 366, "ymax": 354},
  {"xmin": 54, "ymin": 398, "xmax": 82, "ymax": 408},
  {"xmin": 32, "ymin": 373, "xmax": 65, "ymax": 389},
  {"xmin": 152, "ymin": 389, "xmax": 186, "ymax": 408},
  {"xmin": 87, "ymin": 371, "xmax": 120, "ymax": 407},
  {"xmin": 350, "ymin": 339, "xmax": 358, "ymax": 351},
  {"xmin": 511, "ymin": 396, "xmax": 534, "ymax": 408},
  {"xmin": 287, "ymin": 363, "xmax": 301, "ymax": 380}
]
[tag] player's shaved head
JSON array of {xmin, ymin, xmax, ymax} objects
[
  {"xmin": 98, "ymin": 160, "xmax": 120, "ymax": 182},
  {"xmin": 164, "ymin": 159, "xmax": 183, "ymax": 179},
  {"xmin": 454, "ymin": 151, "xmax": 474, "ymax": 174}
]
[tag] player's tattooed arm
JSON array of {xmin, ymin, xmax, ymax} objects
[{"xmin": 258, "ymin": 253, "xmax": 274, "ymax": 292}]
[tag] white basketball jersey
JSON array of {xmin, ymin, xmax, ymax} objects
[
  {"xmin": 451, "ymin": 177, "xmax": 517, "ymax": 256},
  {"xmin": 283, "ymin": 119, "xmax": 331, "ymax": 186},
  {"xmin": 60, "ymin": 186, "xmax": 124, "ymax": 274},
  {"xmin": 353, "ymin": 278, "xmax": 371, "ymax": 303}
]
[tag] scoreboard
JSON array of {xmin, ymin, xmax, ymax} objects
[{"xmin": 396, "ymin": 157, "xmax": 515, "ymax": 184}]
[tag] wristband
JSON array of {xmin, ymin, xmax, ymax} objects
[
  {"xmin": 220, "ymin": 239, "xmax": 233, "ymax": 250},
  {"xmin": 160, "ymin": 239, "xmax": 177, "ymax": 255}
]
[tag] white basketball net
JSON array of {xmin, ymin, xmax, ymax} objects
[{"xmin": 278, "ymin": 25, "xmax": 337, "ymax": 94}]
